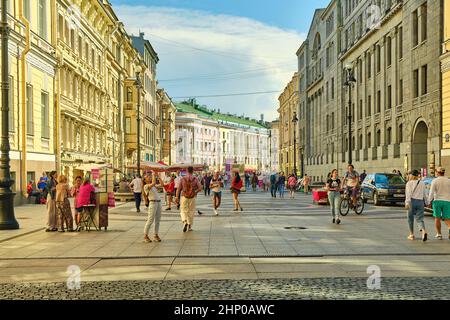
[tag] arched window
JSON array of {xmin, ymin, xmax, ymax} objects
[{"xmin": 386, "ymin": 127, "xmax": 392, "ymax": 145}]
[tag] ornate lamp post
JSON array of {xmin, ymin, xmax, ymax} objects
[
  {"xmin": 0, "ymin": 0, "xmax": 18, "ymax": 229},
  {"xmin": 344, "ymin": 64, "xmax": 356, "ymax": 165},
  {"xmin": 135, "ymin": 65, "xmax": 142, "ymax": 176},
  {"xmin": 292, "ymin": 112, "xmax": 298, "ymax": 176}
]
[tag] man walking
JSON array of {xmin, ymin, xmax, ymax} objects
[
  {"xmin": 270, "ymin": 172, "xmax": 278, "ymax": 198},
  {"xmin": 129, "ymin": 175, "xmax": 143, "ymax": 213},
  {"xmin": 203, "ymin": 172, "xmax": 212, "ymax": 197},
  {"xmin": 428, "ymin": 167, "xmax": 450, "ymax": 240},
  {"xmin": 176, "ymin": 166, "xmax": 202, "ymax": 232}
]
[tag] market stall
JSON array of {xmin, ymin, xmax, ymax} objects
[{"xmin": 75, "ymin": 163, "xmax": 116, "ymax": 231}]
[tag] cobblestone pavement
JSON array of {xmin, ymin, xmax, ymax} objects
[{"xmin": 1, "ymin": 277, "xmax": 448, "ymax": 300}]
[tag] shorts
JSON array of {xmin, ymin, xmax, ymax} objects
[
  {"xmin": 75, "ymin": 207, "xmax": 83, "ymax": 213},
  {"xmin": 346, "ymin": 187, "xmax": 359, "ymax": 198},
  {"xmin": 166, "ymin": 192, "xmax": 174, "ymax": 196},
  {"xmin": 231, "ymin": 188, "xmax": 241, "ymax": 195},
  {"xmin": 432, "ymin": 200, "xmax": 450, "ymax": 220},
  {"xmin": 213, "ymin": 191, "xmax": 222, "ymax": 197}
]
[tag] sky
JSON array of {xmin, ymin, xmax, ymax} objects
[{"xmin": 111, "ymin": 0, "xmax": 330, "ymax": 121}]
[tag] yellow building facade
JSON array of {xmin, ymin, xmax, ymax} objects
[
  {"xmin": 277, "ymin": 72, "xmax": 299, "ymax": 176},
  {"xmin": 441, "ymin": 0, "xmax": 450, "ymax": 169},
  {"xmin": 3, "ymin": 0, "xmax": 57, "ymax": 202},
  {"xmin": 157, "ymin": 88, "xmax": 176, "ymax": 165}
]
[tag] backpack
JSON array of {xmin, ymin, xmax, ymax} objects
[{"xmin": 182, "ymin": 176, "xmax": 197, "ymax": 199}]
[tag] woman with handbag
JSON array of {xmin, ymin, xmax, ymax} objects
[
  {"xmin": 231, "ymin": 172, "xmax": 243, "ymax": 212},
  {"xmin": 55, "ymin": 175, "xmax": 74, "ymax": 232},
  {"xmin": 405, "ymin": 170, "xmax": 428, "ymax": 241}
]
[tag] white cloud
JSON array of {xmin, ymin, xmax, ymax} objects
[{"xmin": 116, "ymin": 5, "xmax": 304, "ymax": 121}]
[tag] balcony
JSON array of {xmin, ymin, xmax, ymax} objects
[
  {"xmin": 396, "ymin": 104, "xmax": 403, "ymax": 115},
  {"xmin": 385, "ymin": 109, "xmax": 392, "ymax": 121},
  {"xmin": 374, "ymin": 113, "xmax": 381, "ymax": 123}
]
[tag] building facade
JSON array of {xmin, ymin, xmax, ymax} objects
[
  {"xmin": 157, "ymin": 88, "xmax": 176, "ymax": 165},
  {"xmin": 278, "ymin": 72, "xmax": 299, "ymax": 176},
  {"xmin": 269, "ymin": 119, "xmax": 280, "ymax": 172},
  {"xmin": 131, "ymin": 33, "xmax": 159, "ymax": 163},
  {"xmin": 441, "ymin": 0, "xmax": 450, "ymax": 169},
  {"xmin": 4, "ymin": 0, "xmax": 57, "ymax": 202},
  {"xmin": 296, "ymin": 0, "xmax": 443, "ymax": 181},
  {"xmin": 175, "ymin": 100, "xmax": 271, "ymax": 172}
]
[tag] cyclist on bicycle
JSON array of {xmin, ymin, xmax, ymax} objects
[{"xmin": 342, "ymin": 164, "xmax": 360, "ymax": 207}]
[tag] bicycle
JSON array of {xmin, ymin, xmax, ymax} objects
[{"xmin": 339, "ymin": 188, "xmax": 364, "ymax": 216}]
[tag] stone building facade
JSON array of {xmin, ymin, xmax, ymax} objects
[{"xmin": 297, "ymin": 0, "xmax": 443, "ymax": 181}]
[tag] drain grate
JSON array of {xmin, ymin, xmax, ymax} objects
[{"xmin": 284, "ymin": 226, "xmax": 308, "ymax": 230}]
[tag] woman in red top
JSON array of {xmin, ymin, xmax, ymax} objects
[
  {"xmin": 231, "ymin": 172, "xmax": 243, "ymax": 212},
  {"xmin": 164, "ymin": 175, "xmax": 175, "ymax": 211},
  {"xmin": 76, "ymin": 177, "xmax": 95, "ymax": 212}
]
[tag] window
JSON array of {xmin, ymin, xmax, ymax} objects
[
  {"xmin": 376, "ymin": 90, "xmax": 381, "ymax": 113},
  {"xmin": 8, "ymin": 76, "xmax": 14, "ymax": 132},
  {"xmin": 412, "ymin": 9, "xmax": 419, "ymax": 47},
  {"xmin": 78, "ymin": 36, "xmax": 83, "ymax": 58},
  {"xmin": 387, "ymin": 85, "xmax": 392, "ymax": 109},
  {"xmin": 126, "ymin": 87, "xmax": 133, "ymax": 102},
  {"xmin": 26, "ymin": 84, "xmax": 33, "ymax": 135},
  {"xmin": 421, "ymin": 64, "xmax": 428, "ymax": 95},
  {"xmin": 398, "ymin": 124, "xmax": 403, "ymax": 143},
  {"xmin": 398, "ymin": 27, "xmax": 403, "ymax": 59},
  {"xmin": 331, "ymin": 78, "xmax": 335, "ymax": 99},
  {"xmin": 38, "ymin": 0, "xmax": 47, "ymax": 39},
  {"xmin": 367, "ymin": 132, "xmax": 372, "ymax": 148},
  {"xmin": 23, "ymin": 0, "xmax": 31, "ymax": 21},
  {"xmin": 376, "ymin": 45, "xmax": 381, "ymax": 73},
  {"xmin": 386, "ymin": 127, "xmax": 392, "ymax": 145},
  {"xmin": 41, "ymin": 91, "xmax": 49, "ymax": 139},
  {"xmin": 58, "ymin": 14, "xmax": 64, "ymax": 39},
  {"xmin": 367, "ymin": 95, "xmax": 372, "ymax": 117},
  {"xmin": 376, "ymin": 130, "xmax": 381, "ymax": 147},
  {"xmin": 399, "ymin": 79, "xmax": 404, "ymax": 105},
  {"xmin": 386, "ymin": 37, "xmax": 392, "ymax": 67},
  {"xmin": 359, "ymin": 99, "xmax": 363, "ymax": 120},
  {"xmin": 421, "ymin": 2, "xmax": 427, "ymax": 42},
  {"xmin": 331, "ymin": 112, "xmax": 335, "ymax": 129},
  {"xmin": 413, "ymin": 69, "xmax": 419, "ymax": 98},
  {"xmin": 367, "ymin": 52, "xmax": 372, "ymax": 78},
  {"xmin": 27, "ymin": 172, "xmax": 35, "ymax": 186},
  {"xmin": 125, "ymin": 117, "xmax": 131, "ymax": 134}
]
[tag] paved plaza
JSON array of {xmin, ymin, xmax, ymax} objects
[{"xmin": 1, "ymin": 191, "xmax": 450, "ymax": 299}]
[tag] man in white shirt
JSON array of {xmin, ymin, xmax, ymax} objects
[
  {"xmin": 428, "ymin": 167, "xmax": 450, "ymax": 240},
  {"xmin": 129, "ymin": 175, "xmax": 143, "ymax": 213}
]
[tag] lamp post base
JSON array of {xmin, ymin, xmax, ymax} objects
[{"xmin": 0, "ymin": 191, "xmax": 19, "ymax": 230}]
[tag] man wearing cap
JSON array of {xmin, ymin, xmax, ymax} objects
[{"xmin": 428, "ymin": 167, "xmax": 450, "ymax": 240}]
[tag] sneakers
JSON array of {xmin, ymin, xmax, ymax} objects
[
  {"xmin": 165, "ymin": 208, "xmax": 171, "ymax": 211},
  {"xmin": 153, "ymin": 235, "xmax": 162, "ymax": 242},
  {"xmin": 198, "ymin": 210, "xmax": 203, "ymax": 215},
  {"xmin": 214, "ymin": 209, "xmax": 219, "ymax": 216},
  {"xmin": 137, "ymin": 208, "xmax": 141, "ymax": 213},
  {"xmin": 422, "ymin": 233, "xmax": 428, "ymax": 242},
  {"xmin": 183, "ymin": 223, "xmax": 188, "ymax": 233},
  {"xmin": 435, "ymin": 234, "xmax": 443, "ymax": 240},
  {"xmin": 332, "ymin": 218, "xmax": 335, "ymax": 224},
  {"xmin": 144, "ymin": 236, "xmax": 152, "ymax": 243},
  {"xmin": 336, "ymin": 219, "xmax": 341, "ymax": 225},
  {"xmin": 188, "ymin": 225, "xmax": 192, "ymax": 232}
]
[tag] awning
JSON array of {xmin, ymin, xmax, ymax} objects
[
  {"xmin": 168, "ymin": 163, "xmax": 206, "ymax": 172},
  {"xmin": 126, "ymin": 161, "xmax": 168, "ymax": 172}
]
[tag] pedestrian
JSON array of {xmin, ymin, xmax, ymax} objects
[
  {"xmin": 143, "ymin": 172, "xmax": 163, "ymax": 243},
  {"xmin": 278, "ymin": 172, "xmax": 286, "ymax": 198},
  {"xmin": 245, "ymin": 173, "xmax": 250, "ymax": 190},
  {"xmin": 405, "ymin": 170, "xmax": 428, "ymax": 241},
  {"xmin": 303, "ymin": 174, "xmax": 311, "ymax": 195},
  {"xmin": 129, "ymin": 174, "xmax": 143, "ymax": 213},
  {"xmin": 360, "ymin": 170, "xmax": 367, "ymax": 184},
  {"xmin": 203, "ymin": 172, "xmax": 212, "ymax": 197},
  {"xmin": 45, "ymin": 171, "xmax": 58, "ymax": 232},
  {"xmin": 288, "ymin": 174, "xmax": 297, "ymax": 199},
  {"xmin": 263, "ymin": 174, "xmax": 270, "ymax": 192},
  {"xmin": 251, "ymin": 172, "xmax": 258, "ymax": 192},
  {"xmin": 55, "ymin": 175, "xmax": 74, "ymax": 232},
  {"xmin": 38, "ymin": 172, "xmax": 48, "ymax": 201},
  {"xmin": 427, "ymin": 167, "xmax": 450, "ymax": 240},
  {"xmin": 70, "ymin": 176, "xmax": 82, "ymax": 228},
  {"xmin": 75, "ymin": 177, "xmax": 96, "ymax": 231},
  {"xmin": 326, "ymin": 169, "xmax": 342, "ymax": 225},
  {"xmin": 210, "ymin": 171, "xmax": 223, "ymax": 216},
  {"xmin": 164, "ymin": 175, "xmax": 175, "ymax": 211},
  {"xmin": 176, "ymin": 166, "xmax": 202, "ymax": 232},
  {"xmin": 270, "ymin": 172, "xmax": 278, "ymax": 198},
  {"xmin": 174, "ymin": 171, "xmax": 182, "ymax": 210},
  {"xmin": 231, "ymin": 171, "xmax": 243, "ymax": 212}
]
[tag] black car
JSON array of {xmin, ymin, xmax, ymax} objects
[{"xmin": 361, "ymin": 173, "xmax": 406, "ymax": 206}]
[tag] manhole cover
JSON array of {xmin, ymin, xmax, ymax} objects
[{"xmin": 284, "ymin": 227, "xmax": 308, "ymax": 230}]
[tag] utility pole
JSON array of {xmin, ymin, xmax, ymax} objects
[{"xmin": 0, "ymin": 0, "xmax": 19, "ymax": 229}]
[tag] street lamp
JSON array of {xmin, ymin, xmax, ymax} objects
[
  {"xmin": 269, "ymin": 130, "xmax": 272, "ymax": 171},
  {"xmin": 344, "ymin": 63, "xmax": 356, "ymax": 165},
  {"xmin": 292, "ymin": 112, "xmax": 298, "ymax": 176},
  {"xmin": 168, "ymin": 113, "xmax": 173, "ymax": 165},
  {"xmin": 0, "ymin": 0, "xmax": 18, "ymax": 230},
  {"xmin": 135, "ymin": 65, "xmax": 142, "ymax": 176}
]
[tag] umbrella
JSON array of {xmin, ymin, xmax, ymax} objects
[
  {"xmin": 168, "ymin": 163, "xmax": 206, "ymax": 172},
  {"xmin": 75, "ymin": 163, "xmax": 112, "ymax": 172},
  {"xmin": 127, "ymin": 161, "xmax": 168, "ymax": 172}
]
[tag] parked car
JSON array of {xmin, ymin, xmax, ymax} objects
[{"xmin": 361, "ymin": 173, "xmax": 406, "ymax": 206}]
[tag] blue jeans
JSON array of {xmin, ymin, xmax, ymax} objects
[
  {"xmin": 328, "ymin": 191, "xmax": 341, "ymax": 218},
  {"xmin": 408, "ymin": 199, "xmax": 426, "ymax": 233},
  {"xmin": 278, "ymin": 184, "xmax": 285, "ymax": 197},
  {"xmin": 134, "ymin": 192, "xmax": 142, "ymax": 211}
]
